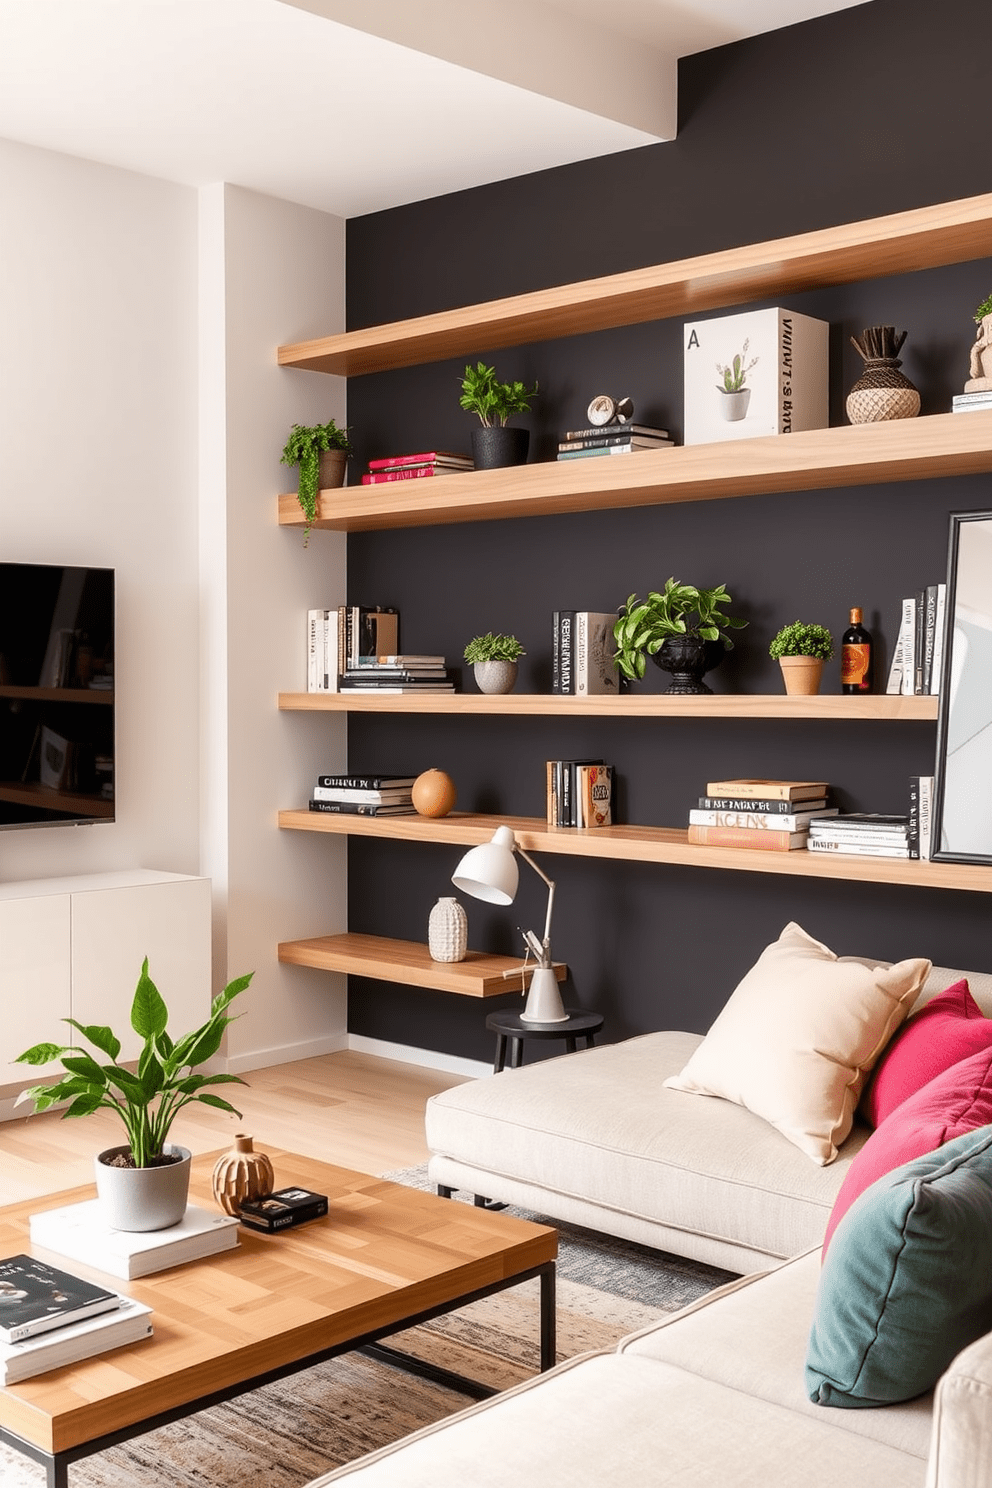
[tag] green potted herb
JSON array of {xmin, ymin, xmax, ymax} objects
[
  {"xmin": 463, "ymin": 632, "xmax": 526, "ymax": 693},
  {"xmin": 769, "ymin": 621, "xmax": 834, "ymax": 695},
  {"xmin": 613, "ymin": 580, "xmax": 746, "ymax": 694},
  {"xmin": 459, "ymin": 363, "xmax": 538, "ymax": 469},
  {"xmin": 281, "ymin": 418, "xmax": 352, "ymax": 543},
  {"xmin": 16, "ymin": 958, "xmax": 253, "ymax": 1231},
  {"xmin": 715, "ymin": 339, "xmax": 759, "ymax": 422}
]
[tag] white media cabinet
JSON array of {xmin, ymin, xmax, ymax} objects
[{"xmin": 0, "ymin": 869, "xmax": 211, "ymax": 1108}]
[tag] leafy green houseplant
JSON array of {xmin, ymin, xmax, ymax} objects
[
  {"xmin": 769, "ymin": 622, "xmax": 834, "ymax": 660},
  {"xmin": 281, "ymin": 418, "xmax": 352, "ymax": 541},
  {"xmin": 459, "ymin": 363, "xmax": 538, "ymax": 470},
  {"xmin": 464, "ymin": 633, "xmax": 526, "ymax": 695},
  {"xmin": 16, "ymin": 959, "xmax": 252, "ymax": 1169},
  {"xmin": 613, "ymin": 580, "xmax": 746, "ymax": 683}
]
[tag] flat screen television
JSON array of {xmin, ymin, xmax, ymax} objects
[{"xmin": 0, "ymin": 563, "xmax": 115, "ymax": 828}]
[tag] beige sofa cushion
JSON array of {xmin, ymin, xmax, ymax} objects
[
  {"xmin": 426, "ymin": 1031, "xmax": 869, "ymax": 1264},
  {"xmin": 623, "ymin": 1249, "xmax": 933, "ymax": 1459},
  {"xmin": 664, "ymin": 922, "xmax": 931, "ymax": 1164},
  {"xmin": 305, "ymin": 1351, "xmax": 926, "ymax": 1488}
]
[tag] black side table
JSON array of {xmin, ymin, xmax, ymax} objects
[{"xmin": 485, "ymin": 1008, "xmax": 604, "ymax": 1072}]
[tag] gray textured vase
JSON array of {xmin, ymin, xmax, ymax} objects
[
  {"xmin": 473, "ymin": 659, "xmax": 518, "ymax": 694},
  {"xmin": 95, "ymin": 1143, "xmax": 192, "ymax": 1231}
]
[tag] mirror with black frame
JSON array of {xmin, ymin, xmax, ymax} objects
[{"xmin": 932, "ymin": 509, "xmax": 992, "ymax": 865}]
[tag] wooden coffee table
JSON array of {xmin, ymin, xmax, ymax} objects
[{"xmin": 0, "ymin": 1150, "xmax": 557, "ymax": 1488}]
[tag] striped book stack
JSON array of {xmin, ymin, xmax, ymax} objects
[{"xmin": 687, "ymin": 779, "xmax": 835, "ymax": 852}]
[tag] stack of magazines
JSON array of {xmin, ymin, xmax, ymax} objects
[
  {"xmin": 339, "ymin": 654, "xmax": 454, "ymax": 695},
  {"xmin": 309, "ymin": 772, "xmax": 418, "ymax": 817},
  {"xmin": 807, "ymin": 814, "xmax": 911, "ymax": 859},
  {"xmin": 0, "ymin": 1252, "xmax": 152, "ymax": 1384}
]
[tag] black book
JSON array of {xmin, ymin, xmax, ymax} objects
[
  {"xmin": 238, "ymin": 1188, "xmax": 328, "ymax": 1233},
  {"xmin": 553, "ymin": 611, "xmax": 575, "ymax": 695},
  {"xmin": 563, "ymin": 424, "xmax": 669, "ymax": 440},
  {"xmin": 0, "ymin": 1254, "xmax": 119, "ymax": 1343},
  {"xmin": 309, "ymin": 799, "xmax": 417, "ymax": 816},
  {"xmin": 317, "ymin": 774, "xmax": 417, "ymax": 789}
]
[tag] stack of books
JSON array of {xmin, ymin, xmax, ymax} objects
[
  {"xmin": 546, "ymin": 759, "xmax": 613, "ymax": 827},
  {"xmin": 556, "ymin": 423, "xmax": 673, "ymax": 461},
  {"xmin": 0, "ymin": 1252, "xmax": 152, "ymax": 1385},
  {"xmin": 309, "ymin": 772, "xmax": 419, "ymax": 817},
  {"xmin": 951, "ymin": 390, "xmax": 992, "ymax": 415},
  {"xmin": 307, "ymin": 605, "xmax": 401, "ymax": 693},
  {"xmin": 808, "ymin": 813, "xmax": 911, "ymax": 859},
  {"xmin": 360, "ymin": 451, "xmax": 473, "ymax": 485},
  {"xmin": 884, "ymin": 586, "xmax": 947, "ymax": 695},
  {"xmin": 29, "ymin": 1200, "xmax": 240, "ymax": 1280},
  {"xmin": 688, "ymin": 779, "xmax": 833, "ymax": 852},
  {"xmin": 552, "ymin": 611, "xmax": 619, "ymax": 695},
  {"xmin": 339, "ymin": 654, "xmax": 454, "ymax": 695}
]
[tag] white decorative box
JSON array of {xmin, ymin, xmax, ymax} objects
[{"xmin": 683, "ymin": 306, "xmax": 829, "ymax": 445}]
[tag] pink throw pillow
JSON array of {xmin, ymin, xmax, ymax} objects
[
  {"xmin": 824, "ymin": 1044, "xmax": 992, "ymax": 1254},
  {"xmin": 861, "ymin": 979, "xmax": 992, "ymax": 1128}
]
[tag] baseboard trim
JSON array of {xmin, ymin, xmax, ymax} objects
[
  {"xmin": 225, "ymin": 1030, "xmax": 350, "ymax": 1075},
  {"xmin": 347, "ymin": 1035, "xmax": 490, "ymax": 1081}
]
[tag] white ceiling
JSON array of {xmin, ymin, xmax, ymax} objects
[{"xmin": 0, "ymin": 0, "xmax": 871, "ymax": 218}]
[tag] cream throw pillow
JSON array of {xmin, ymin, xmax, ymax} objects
[{"xmin": 663, "ymin": 922, "xmax": 931, "ymax": 1164}]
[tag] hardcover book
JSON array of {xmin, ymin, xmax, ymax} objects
[
  {"xmin": 0, "ymin": 1254, "xmax": 119, "ymax": 1341},
  {"xmin": 29, "ymin": 1201, "xmax": 240, "ymax": 1281},
  {"xmin": 574, "ymin": 612, "xmax": 619, "ymax": 696},
  {"xmin": 309, "ymin": 799, "xmax": 417, "ymax": 815},
  {"xmin": 238, "ymin": 1187, "xmax": 328, "ymax": 1233},
  {"xmin": 689, "ymin": 807, "xmax": 837, "ymax": 831},
  {"xmin": 808, "ymin": 840, "xmax": 910, "ymax": 859},
  {"xmin": 553, "ymin": 611, "xmax": 575, "ymax": 694},
  {"xmin": 563, "ymin": 424, "xmax": 669, "ymax": 441},
  {"xmin": 367, "ymin": 451, "xmax": 472, "ymax": 469},
  {"xmin": 577, "ymin": 762, "xmax": 613, "ymax": 827},
  {"xmin": 687, "ymin": 824, "xmax": 808, "ymax": 851},
  {"xmin": 317, "ymin": 774, "xmax": 418, "ymax": 789},
  {"xmin": 683, "ymin": 306, "xmax": 828, "ymax": 446},
  {"xmin": 0, "ymin": 1296, "xmax": 153, "ymax": 1385},
  {"xmin": 697, "ymin": 795, "xmax": 829, "ymax": 815},
  {"xmin": 704, "ymin": 779, "xmax": 829, "ymax": 802}
]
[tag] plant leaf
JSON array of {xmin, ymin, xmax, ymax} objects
[{"xmin": 130, "ymin": 958, "xmax": 169, "ymax": 1040}]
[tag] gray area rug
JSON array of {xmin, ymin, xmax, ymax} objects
[{"xmin": 1, "ymin": 1169, "xmax": 735, "ymax": 1487}]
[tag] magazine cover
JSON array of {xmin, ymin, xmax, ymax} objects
[{"xmin": 683, "ymin": 307, "xmax": 828, "ymax": 445}]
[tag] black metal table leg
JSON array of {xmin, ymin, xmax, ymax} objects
[
  {"xmin": 507, "ymin": 1037, "xmax": 523, "ymax": 1068},
  {"xmin": 540, "ymin": 1261, "xmax": 556, "ymax": 1371},
  {"xmin": 493, "ymin": 1032, "xmax": 507, "ymax": 1072}
]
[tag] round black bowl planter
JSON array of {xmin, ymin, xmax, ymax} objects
[
  {"xmin": 652, "ymin": 636, "xmax": 725, "ymax": 695},
  {"xmin": 471, "ymin": 426, "xmax": 530, "ymax": 470}
]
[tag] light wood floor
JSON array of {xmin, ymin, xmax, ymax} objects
[{"xmin": 0, "ymin": 1051, "xmax": 468, "ymax": 1205}]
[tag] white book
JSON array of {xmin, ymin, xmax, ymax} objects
[
  {"xmin": 312, "ymin": 785, "xmax": 413, "ymax": 804},
  {"xmin": 900, "ymin": 597, "xmax": 917, "ymax": 696},
  {"xmin": 30, "ymin": 1201, "xmax": 240, "ymax": 1281},
  {"xmin": 885, "ymin": 605, "xmax": 908, "ymax": 694},
  {"xmin": 689, "ymin": 807, "xmax": 839, "ymax": 832},
  {"xmin": 929, "ymin": 583, "xmax": 947, "ymax": 695},
  {"xmin": 919, "ymin": 775, "xmax": 935, "ymax": 859},
  {"xmin": 307, "ymin": 608, "xmax": 321, "ymax": 692},
  {"xmin": 574, "ymin": 612, "xmax": 619, "ymax": 696},
  {"xmin": 808, "ymin": 839, "xmax": 910, "ymax": 859},
  {"xmin": 0, "ymin": 1295, "xmax": 153, "ymax": 1385}
]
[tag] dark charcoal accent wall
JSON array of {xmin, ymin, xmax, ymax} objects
[{"xmin": 338, "ymin": 0, "xmax": 992, "ymax": 1065}]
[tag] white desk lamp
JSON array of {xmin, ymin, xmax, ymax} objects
[{"xmin": 451, "ymin": 825, "xmax": 568, "ymax": 1023}]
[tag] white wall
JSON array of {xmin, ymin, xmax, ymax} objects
[
  {"xmin": 200, "ymin": 183, "xmax": 348, "ymax": 1069},
  {"xmin": 0, "ymin": 137, "xmax": 200, "ymax": 882}
]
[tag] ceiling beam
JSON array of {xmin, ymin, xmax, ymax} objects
[{"xmin": 278, "ymin": 0, "xmax": 676, "ymax": 139}]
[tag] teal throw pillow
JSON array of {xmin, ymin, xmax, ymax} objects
[{"xmin": 806, "ymin": 1124, "xmax": 992, "ymax": 1407}]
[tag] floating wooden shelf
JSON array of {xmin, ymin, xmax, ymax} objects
[
  {"xmin": 277, "ymin": 412, "xmax": 992, "ymax": 532},
  {"xmin": 0, "ymin": 685, "xmax": 114, "ymax": 705},
  {"xmin": 278, "ymin": 932, "xmax": 566, "ymax": 998},
  {"xmin": 279, "ymin": 691, "xmax": 938, "ymax": 720},
  {"xmin": 278, "ymin": 810, "xmax": 992, "ymax": 895},
  {"xmin": 277, "ymin": 192, "xmax": 992, "ymax": 377}
]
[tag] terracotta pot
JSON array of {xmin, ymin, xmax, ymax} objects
[
  {"xmin": 778, "ymin": 655, "xmax": 824, "ymax": 695},
  {"xmin": 318, "ymin": 448, "xmax": 348, "ymax": 489}
]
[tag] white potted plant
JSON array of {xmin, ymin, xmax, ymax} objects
[
  {"xmin": 16, "ymin": 958, "xmax": 253, "ymax": 1232},
  {"xmin": 463, "ymin": 632, "xmax": 526, "ymax": 693}
]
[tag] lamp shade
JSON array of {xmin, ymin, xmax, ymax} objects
[{"xmin": 451, "ymin": 825, "xmax": 519, "ymax": 904}]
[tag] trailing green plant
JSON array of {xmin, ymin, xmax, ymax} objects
[
  {"xmin": 15, "ymin": 958, "xmax": 253, "ymax": 1168},
  {"xmin": 463, "ymin": 632, "xmax": 526, "ymax": 663},
  {"xmin": 715, "ymin": 339, "xmax": 759, "ymax": 393},
  {"xmin": 613, "ymin": 580, "xmax": 746, "ymax": 682},
  {"xmin": 281, "ymin": 419, "xmax": 352, "ymax": 541},
  {"xmin": 768, "ymin": 621, "xmax": 834, "ymax": 661},
  {"xmin": 459, "ymin": 363, "xmax": 538, "ymax": 427},
  {"xmin": 974, "ymin": 294, "xmax": 992, "ymax": 323}
]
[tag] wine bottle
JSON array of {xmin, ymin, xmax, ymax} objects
[{"xmin": 841, "ymin": 606, "xmax": 873, "ymax": 693}]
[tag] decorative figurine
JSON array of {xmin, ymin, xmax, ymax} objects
[{"xmin": 586, "ymin": 394, "xmax": 634, "ymax": 427}]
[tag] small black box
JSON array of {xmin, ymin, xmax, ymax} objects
[{"xmin": 237, "ymin": 1187, "xmax": 329, "ymax": 1233}]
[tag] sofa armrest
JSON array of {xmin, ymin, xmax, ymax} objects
[{"xmin": 927, "ymin": 1331, "xmax": 992, "ymax": 1488}]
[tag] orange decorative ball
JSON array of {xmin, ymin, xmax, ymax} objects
[{"xmin": 412, "ymin": 768, "xmax": 457, "ymax": 818}]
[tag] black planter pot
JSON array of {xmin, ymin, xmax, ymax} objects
[
  {"xmin": 652, "ymin": 635, "xmax": 725, "ymax": 695},
  {"xmin": 471, "ymin": 426, "xmax": 530, "ymax": 470}
]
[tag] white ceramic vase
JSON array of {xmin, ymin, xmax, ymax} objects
[{"xmin": 429, "ymin": 897, "xmax": 467, "ymax": 962}]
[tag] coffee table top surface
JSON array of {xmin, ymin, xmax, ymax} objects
[{"xmin": 0, "ymin": 1149, "xmax": 557, "ymax": 1455}]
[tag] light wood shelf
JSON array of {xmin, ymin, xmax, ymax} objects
[
  {"xmin": 279, "ymin": 691, "xmax": 938, "ymax": 720},
  {"xmin": 277, "ymin": 412, "xmax": 992, "ymax": 532},
  {"xmin": 278, "ymin": 192, "xmax": 992, "ymax": 377},
  {"xmin": 278, "ymin": 932, "xmax": 566, "ymax": 997},
  {"xmin": 278, "ymin": 809, "xmax": 992, "ymax": 895}
]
